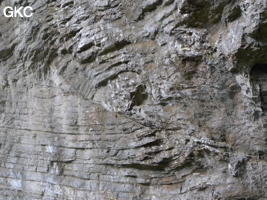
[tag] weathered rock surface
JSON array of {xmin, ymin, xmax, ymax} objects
[{"xmin": 0, "ymin": 0, "xmax": 267, "ymax": 199}]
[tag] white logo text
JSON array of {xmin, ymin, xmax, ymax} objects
[{"xmin": 3, "ymin": 6, "xmax": 33, "ymax": 18}]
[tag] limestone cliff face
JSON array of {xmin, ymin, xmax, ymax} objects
[{"xmin": 0, "ymin": 0, "xmax": 267, "ymax": 199}]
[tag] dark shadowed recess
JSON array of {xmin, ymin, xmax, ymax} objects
[
  {"xmin": 250, "ymin": 64, "xmax": 267, "ymax": 112},
  {"xmin": 250, "ymin": 64, "xmax": 267, "ymax": 160}
]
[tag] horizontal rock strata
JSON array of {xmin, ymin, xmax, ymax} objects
[{"xmin": 0, "ymin": 0, "xmax": 267, "ymax": 199}]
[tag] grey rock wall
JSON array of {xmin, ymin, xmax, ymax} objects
[{"xmin": 0, "ymin": 0, "xmax": 267, "ymax": 199}]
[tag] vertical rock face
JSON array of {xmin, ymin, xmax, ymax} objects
[{"xmin": 0, "ymin": 0, "xmax": 267, "ymax": 199}]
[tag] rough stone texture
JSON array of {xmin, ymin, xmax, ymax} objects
[{"xmin": 0, "ymin": 0, "xmax": 267, "ymax": 199}]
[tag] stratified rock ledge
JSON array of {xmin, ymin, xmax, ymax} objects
[{"xmin": 0, "ymin": 0, "xmax": 266, "ymax": 199}]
